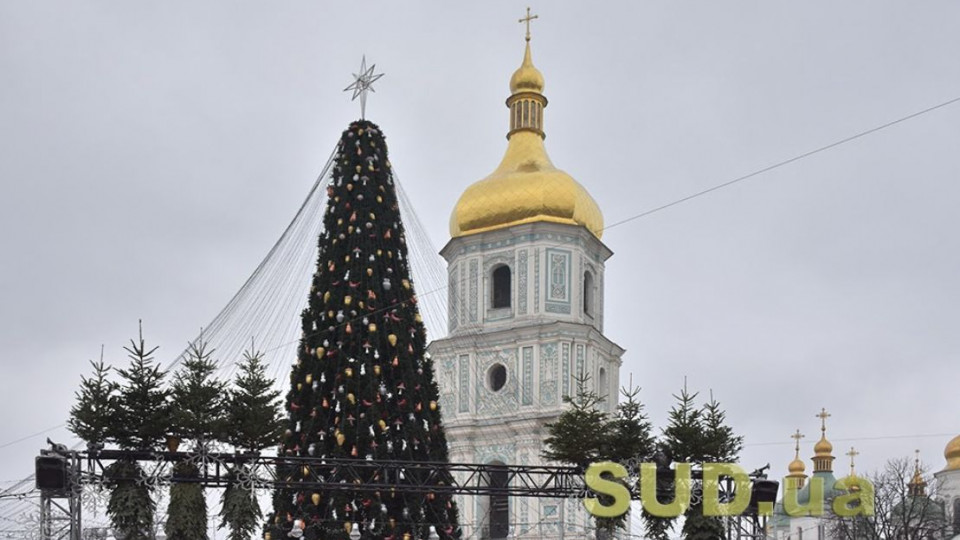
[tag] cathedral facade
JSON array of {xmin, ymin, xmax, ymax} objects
[
  {"xmin": 771, "ymin": 417, "xmax": 960, "ymax": 540},
  {"xmin": 426, "ymin": 32, "xmax": 624, "ymax": 540}
]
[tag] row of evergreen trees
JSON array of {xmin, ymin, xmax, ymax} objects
[
  {"xmin": 543, "ymin": 376, "xmax": 744, "ymax": 540},
  {"xmin": 68, "ymin": 323, "xmax": 284, "ymax": 540}
]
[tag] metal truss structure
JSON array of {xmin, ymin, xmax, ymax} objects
[{"xmin": 37, "ymin": 445, "xmax": 777, "ymax": 539}]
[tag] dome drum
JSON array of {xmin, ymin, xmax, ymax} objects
[{"xmin": 507, "ymin": 92, "xmax": 547, "ymax": 138}]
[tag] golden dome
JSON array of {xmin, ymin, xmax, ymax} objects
[
  {"xmin": 814, "ymin": 435, "xmax": 833, "ymax": 456},
  {"xmin": 909, "ymin": 450, "xmax": 927, "ymax": 496},
  {"xmin": 910, "ymin": 469, "xmax": 925, "ymax": 487},
  {"xmin": 788, "ymin": 457, "xmax": 805, "ymax": 474},
  {"xmin": 944, "ymin": 434, "xmax": 960, "ymax": 471},
  {"xmin": 449, "ymin": 132, "xmax": 604, "ymax": 238},
  {"xmin": 509, "ymin": 42, "xmax": 544, "ymax": 94},
  {"xmin": 449, "ymin": 37, "xmax": 604, "ymax": 239},
  {"xmin": 844, "ymin": 472, "xmax": 862, "ymax": 492}
]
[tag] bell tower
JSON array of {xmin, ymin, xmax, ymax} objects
[{"xmin": 427, "ymin": 14, "xmax": 624, "ymax": 539}]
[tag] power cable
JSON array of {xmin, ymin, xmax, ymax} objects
[{"xmin": 604, "ymin": 93, "xmax": 960, "ymax": 232}]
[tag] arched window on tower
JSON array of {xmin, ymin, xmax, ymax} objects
[
  {"xmin": 492, "ymin": 265, "xmax": 511, "ymax": 309},
  {"xmin": 583, "ymin": 271, "xmax": 594, "ymax": 316}
]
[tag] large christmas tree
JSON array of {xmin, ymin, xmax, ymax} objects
[{"xmin": 267, "ymin": 120, "xmax": 461, "ymax": 540}]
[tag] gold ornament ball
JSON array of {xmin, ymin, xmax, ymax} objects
[
  {"xmin": 430, "ymin": 400, "xmax": 438, "ymax": 411},
  {"xmin": 311, "ymin": 493, "xmax": 321, "ymax": 505},
  {"xmin": 387, "ymin": 334, "xmax": 398, "ymax": 346}
]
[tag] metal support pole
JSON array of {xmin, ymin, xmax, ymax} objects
[{"xmin": 39, "ymin": 492, "xmax": 53, "ymax": 540}]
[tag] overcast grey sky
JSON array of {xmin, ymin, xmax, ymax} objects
[{"xmin": 1, "ymin": 1, "xmax": 959, "ymax": 498}]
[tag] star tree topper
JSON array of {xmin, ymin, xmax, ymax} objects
[{"xmin": 343, "ymin": 55, "xmax": 384, "ymax": 120}]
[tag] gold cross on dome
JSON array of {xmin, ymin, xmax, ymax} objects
[
  {"xmin": 519, "ymin": 7, "xmax": 539, "ymax": 42},
  {"xmin": 791, "ymin": 429, "xmax": 804, "ymax": 457},
  {"xmin": 847, "ymin": 446, "xmax": 859, "ymax": 475},
  {"xmin": 816, "ymin": 408, "xmax": 831, "ymax": 432}
]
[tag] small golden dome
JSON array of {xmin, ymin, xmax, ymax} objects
[
  {"xmin": 844, "ymin": 473, "xmax": 862, "ymax": 492},
  {"xmin": 788, "ymin": 457, "xmax": 805, "ymax": 474},
  {"xmin": 814, "ymin": 435, "xmax": 833, "ymax": 456},
  {"xmin": 509, "ymin": 42, "xmax": 544, "ymax": 94},
  {"xmin": 944, "ymin": 435, "xmax": 960, "ymax": 471},
  {"xmin": 910, "ymin": 469, "xmax": 925, "ymax": 487}
]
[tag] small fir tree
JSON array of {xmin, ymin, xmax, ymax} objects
[
  {"xmin": 220, "ymin": 346, "xmax": 284, "ymax": 540},
  {"xmin": 165, "ymin": 340, "xmax": 227, "ymax": 540},
  {"xmin": 599, "ymin": 385, "xmax": 655, "ymax": 533},
  {"xmin": 169, "ymin": 340, "xmax": 227, "ymax": 448},
  {"xmin": 68, "ymin": 351, "xmax": 118, "ymax": 449},
  {"xmin": 266, "ymin": 120, "xmax": 460, "ymax": 540},
  {"xmin": 223, "ymin": 346, "xmax": 284, "ymax": 452},
  {"xmin": 542, "ymin": 374, "xmax": 608, "ymax": 468},
  {"xmin": 660, "ymin": 385, "xmax": 703, "ymax": 463},
  {"xmin": 652, "ymin": 384, "xmax": 743, "ymax": 540},
  {"xmin": 544, "ymin": 376, "xmax": 655, "ymax": 534},
  {"xmin": 105, "ymin": 323, "xmax": 171, "ymax": 540},
  {"xmin": 700, "ymin": 394, "xmax": 743, "ymax": 463},
  {"xmin": 109, "ymin": 322, "xmax": 171, "ymax": 451},
  {"xmin": 603, "ymin": 385, "xmax": 655, "ymax": 464}
]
